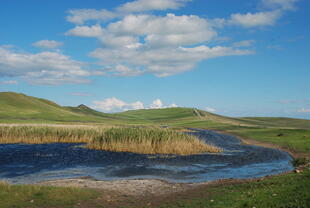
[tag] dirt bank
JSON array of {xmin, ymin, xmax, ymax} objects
[{"xmin": 38, "ymin": 177, "xmax": 202, "ymax": 197}]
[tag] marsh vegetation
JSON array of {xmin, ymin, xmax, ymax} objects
[
  {"xmin": 0, "ymin": 124, "xmax": 221, "ymax": 155},
  {"xmin": 88, "ymin": 127, "xmax": 221, "ymax": 155}
]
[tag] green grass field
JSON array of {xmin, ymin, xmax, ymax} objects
[
  {"xmin": 158, "ymin": 168, "xmax": 310, "ymax": 208},
  {"xmin": 0, "ymin": 181, "xmax": 99, "ymax": 208},
  {"xmin": 0, "ymin": 91, "xmax": 309, "ymax": 208}
]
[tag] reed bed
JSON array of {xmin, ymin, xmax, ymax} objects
[
  {"xmin": 88, "ymin": 127, "xmax": 222, "ymax": 155},
  {"xmin": 0, "ymin": 125, "xmax": 108, "ymax": 144},
  {"xmin": 0, "ymin": 125, "xmax": 221, "ymax": 155}
]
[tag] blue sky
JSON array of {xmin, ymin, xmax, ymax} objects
[{"xmin": 0, "ymin": 0, "xmax": 309, "ymax": 118}]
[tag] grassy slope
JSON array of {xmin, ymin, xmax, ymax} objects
[
  {"xmin": 0, "ymin": 92, "xmax": 245, "ymax": 127},
  {"xmin": 237, "ymin": 117, "xmax": 310, "ymax": 130},
  {"xmin": 0, "ymin": 92, "xmax": 119, "ymax": 123},
  {"xmin": 116, "ymin": 107, "xmax": 245, "ymax": 127},
  {"xmin": 2, "ymin": 91, "xmax": 309, "ymax": 129},
  {"xmin": 227, "ymin": 128, "xmax": 310, "ymax": 157}
]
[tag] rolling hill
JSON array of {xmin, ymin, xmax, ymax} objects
[
  {"xmin": 0, "ymin": 92, "xmax": 309, "ymax": 129},
  {"xmin": 0, "ymin": 92, "xmax": 116, "ymax": 123}
]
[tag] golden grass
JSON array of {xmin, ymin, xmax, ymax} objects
[
  {"xmin": 88, "ymin": 127, "xmax": 222, "ymax": 155},
  {"xmin": 0, "ymin": 125, "xmax": 221, "ymax": 155},
  {"xmin": 0, "ymin": 124, "xmax": 109, "ymax": 144}
]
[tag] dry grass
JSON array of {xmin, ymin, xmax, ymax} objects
[
  {"xmin": 88, "ymin": 127, "xmax": 222, "ymax": 155},
  {"xmin": 0, "ymin": 124, "xmax": 221, "ymax": 155},
  {"xmin": 0, "ymin": 124, "xmax": 109, "ymax": 144}
]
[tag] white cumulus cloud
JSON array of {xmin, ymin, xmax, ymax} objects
[
  {"xmin": 65, "ymin": 12, "xmax": 252, "ymax": 77},
  {"xmin": 169, "ymin": 103, "xmax": 178, "ymax": 108},
  {"xmin": 66, "ymin": 24, "xmax": 104, "ymax": 37},
  {"xmin": 149, "ymin": 99, "xmax": 178, "ymax": 109},
  {"xmin": 66, "ymin": 9, "xmax": 116, "ymax": 24},
  {"xmin": 262, "ymin": 0, "xmax": 299, "ymax": 10},
  {"xmin": 92, "ymin": 97, "xmax": 178, "ymax": 112},
  {"xmin": 226, "ymin": 0, "xmax": 299, "ymax": 28},
  {"xmin": 107, "ymin": 13, "xmax": 216, "ymax": 47},
  {"xmin": 205, "ymin": 107, "xmax": 216, "ymax": 113},
  {"xmin": 0, "ymin": 46, "xmax": 95, "ymax": 85},
  {"xmin": 91, "ymin": 45, "xmax": 252, "ymax": 77},
  {"xmin": 228, "ymin": 11, "xmax": 281, "ymax": 27},
  {"xmin": 150, "ymin": 99, "xmax": 163, "ymax": 109},
  {"xmin": 65, "ymin": 0, "xmax": 191, "ymax": 25},
  {"xmin": 32, "ymin": 40, "xmax": 63, "ymax": 49},
  {"xmin": 117, "ymin": 0, "xmax": 190, "ymax": 13},
  {"xmin": 92, "ymin": 97, "xmax": 144, "ymax": 112}
]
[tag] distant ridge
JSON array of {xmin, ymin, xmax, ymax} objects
[{"xmin": 0, "ymin": 92, "xmax": 309, "ymax": 129}]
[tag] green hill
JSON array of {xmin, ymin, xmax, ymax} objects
[
  {"xmin": 0, "ymin": 92, "xmax": 309, "ymax": 129},
  {"xmin": 0, "ymin": 92, "xmax": 114, "ymax": 123},
  {"xmin": 237, "ymin": 117, "xmax": 310, "ymax": 130},
  {"xmin": 65, "ymin": 104, "xmax": 112, "ymax": 118},
  {"xmin": 115, "ymin": 107, "xmax": 244, "ymax": 127},
  {"xmin": 0, "ymin": 92, "xmax": 238, "ymax": 125}
]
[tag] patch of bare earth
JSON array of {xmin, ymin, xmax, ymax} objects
[{"xmin": 38, "ymin": 177, "xmax": 209, "ymax": 208}]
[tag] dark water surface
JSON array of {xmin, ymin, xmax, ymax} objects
[{"xmin": 0, "ymin": 129, "xmax": 293, "ymax": 184}]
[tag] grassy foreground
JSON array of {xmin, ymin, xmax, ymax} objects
[
  {"xmin": 0, "ymin": 181, "xmax": 99, "ymax": 208},
  {"xmin": 0, "ymin": 125, "xmax": 221, "ymax": 155},
  {"xmin": 158, "ymin": 168, "xmax": 310, "ymax": 208}
]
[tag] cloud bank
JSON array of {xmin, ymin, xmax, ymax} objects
[
  {"xmin": 93, "ymin": 98, "xmax": 177, "ymax": 112},
  {"xmin": 0, "ymin": 46, "xmax": 94, "ymax": 85},
  {"xmin": 0, "ymin": 0, "xmax": 299, "ymax": 85}
]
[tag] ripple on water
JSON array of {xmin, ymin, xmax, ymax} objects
[{"xmin": 0, "ymin": 129, "xmax": 294, "ymax": 184}]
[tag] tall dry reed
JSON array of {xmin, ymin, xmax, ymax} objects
[
  {"xmin": 88, "ymin": 127, "xmax": 221, "ymax": 155},
  {"xmin": 0, "ymin": 125, "xmax": 221, "ymax": 155}
]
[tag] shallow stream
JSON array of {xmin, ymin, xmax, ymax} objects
[{"xmin": 0, "ymin": 129, "xmax": 293, "ymax": 184}]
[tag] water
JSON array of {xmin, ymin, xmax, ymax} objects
[{"xmin": 0, "ymin": 129, "xmax": 294, "ymax": 184}]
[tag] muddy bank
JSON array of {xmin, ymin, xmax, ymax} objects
[{"xmin": 38, "ymin": 177, "xmax": 200, "ymax": 197}]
